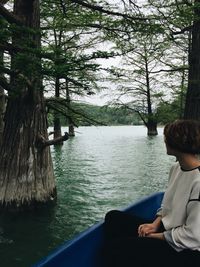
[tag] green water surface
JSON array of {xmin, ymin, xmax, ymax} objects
[{"xmin": 0, "ymin": 126, "xmax": 175, "ymax": 267}]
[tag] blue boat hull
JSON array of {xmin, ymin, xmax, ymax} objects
[{"xmin": 32, "ymin": 192, "xmax": 164, "ymax": 267}]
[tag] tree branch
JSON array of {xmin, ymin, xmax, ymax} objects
[
  {"xmin": 70, "ymin": 0, "xmax": 148, "ymax": 21},
  {"xmin": 36, "ymin": 132, "xmax": 69, "ymax": 148},
  {"xmin": 171, "ymin": 25, "xmax": 192, "ymax": 35},
  {"xmin": 0, "ymin": 4, "xmax": 23, "ymax": 25},
  {"xmin": 150, "ymin": 67, "xmax": 188, "ymax": 74},
  {"xmin": 135, "ymin": 110, "xmax": 147, "ymax": 127}
]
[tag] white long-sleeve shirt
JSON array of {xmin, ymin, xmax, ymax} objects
[{"xmin": 157, "ymin": 162, "xmax": 200, "ymax": 252}]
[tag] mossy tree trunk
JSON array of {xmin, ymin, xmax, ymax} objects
[{"xmin": 0, "ymin": 0, "xmax": 56, "ymax": 210}]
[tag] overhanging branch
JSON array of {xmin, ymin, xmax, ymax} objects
[
  {"xmin": 36, "ymin": 132, "xmax": 69, "ymax": 147},
  {"xmin": 150, "ymin": 66, "xmax": 188, "ymax": 74},
  {"xmin": 46, "ymin": 97, "xmax": 107, "ymax": 126},
  {"xmin": 70, "ymin": 0, "xmax": 148, "ymax": 21}
]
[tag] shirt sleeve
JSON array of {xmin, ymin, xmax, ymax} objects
[
  {"xmin": 156, "ymin": 165, "xmax": 175, "ymax": 218},
  {"xmin": 164, "ymin": 181, "xmax": 200, "ymax": 251},
  {"xmin": 156, "ymin": 205, "xmax": 163, "ymax": 217}
]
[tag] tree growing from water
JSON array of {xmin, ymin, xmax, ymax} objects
[{"xmin": 108, "ymin": 32, "xmax": 176, "ymax": 135}]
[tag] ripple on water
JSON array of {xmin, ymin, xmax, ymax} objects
[{"xmin": 0, "ymin": 126, "xmax": 176, "ymax": 267}]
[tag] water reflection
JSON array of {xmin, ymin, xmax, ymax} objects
[{"xmin": 0, "ymin": 204, "xmax": 57, "ymax": 267}]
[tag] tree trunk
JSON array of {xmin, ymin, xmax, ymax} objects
[
  {"xmin": 179, "ymin": 57, "xmax": 186, "ymax": 119},
  {"xmin": 66, "ymin": 79, "xmax": 75, "ymax": 137},
  {"xmin": 0, "ymin": 87, "xmax": 5, "ymax": 147},
  {"xmin": 54, "ymin": 115, "xmax": 63, "ymax": 141},
  {"xmin": 0, "ymin": 0, "xmax": 56, "ymax": 210},
  {"xmin": 0, "ymin": 52, "xmax": 5, "ymax": 147},
  {"xmin": 53, "ymin": 77, "xmax": 63, "ymax": 145},
  {"xmin": 145, "ymin": 57, "xmax": 158, "ymax": 136},
  {"xmin": 68, "ymin": 119, "xmax": 75, "ymax": 137},
  {"xmin": 184, "ymin": 0, "xmax": 200, "ymax": 120},
  {"xmin": 147, "ymin": 118, "xmax": 158, "ymax": 136}
]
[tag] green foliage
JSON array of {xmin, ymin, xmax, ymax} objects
[
  {"xmin": 77, "ymin": 103, "xmax": 141, "ymax": 126},
  {"xmin": 156, "ymin": 102, "xmax": 179, "ymax": 124},
  {"xmin": 156, "ymin": 86, "xmax": 186, "ymax": 124}
]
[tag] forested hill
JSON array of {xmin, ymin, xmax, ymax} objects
[{"xmin": 48, "ymin": 102, "xmax": 141, "ymax": 126}]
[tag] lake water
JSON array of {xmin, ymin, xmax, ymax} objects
[{"xmin": 0, "ymin": 126, "xmax": 175, "ymax": 267}]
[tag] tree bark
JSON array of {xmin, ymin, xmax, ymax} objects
[
  {"xmin": 0, "ymin": 0, "xmax": 56, "ymax": 210},
  {"xmin": 184, "ymin": 0, "xmax": 200, "ymax": 120}
]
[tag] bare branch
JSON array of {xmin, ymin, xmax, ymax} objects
[
  {"xmin": 150, "ymin": 66, "xmax": 188, "ymax": 74},
  {"xmin": 36, "ymin": 132, "xmax": 69, "ymax": 148},
  {"xmin": 70, "ymin": 0, "xmax": 148, "ymax": 21}
]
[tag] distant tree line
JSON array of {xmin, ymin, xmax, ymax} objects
[
  {"xmin": 48, "ymin": 102, "xmax": 141, "ymax": 126},
  {"xmin": 48, "ymin": 99, "xmax": 184, "ymax": 127}
]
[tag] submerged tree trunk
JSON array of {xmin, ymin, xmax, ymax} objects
[
  {"xmin": 184, "ymin": 0, "xmax": 200, "ymax": 120},
  {"xmin": 66, "ymin": 79, "xmax": 75, "ymax": 137},
  {"xmin": 145, "ymin": 57, "xmax": 158, "ymax": 136},
  {"xmin": 0, "ymin": 0, "xmax": 56, "ymax": 209},
  {"xmin": 53, "ymin": 77, "xmax": 63, "ymax": 145},
  {"xmin": 68, "ymin": 119, "xmax": 75, "ymax": 137},
  {"xmin": 147, "ymin": 118, "xmax": 158, "ymax": 136}
]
